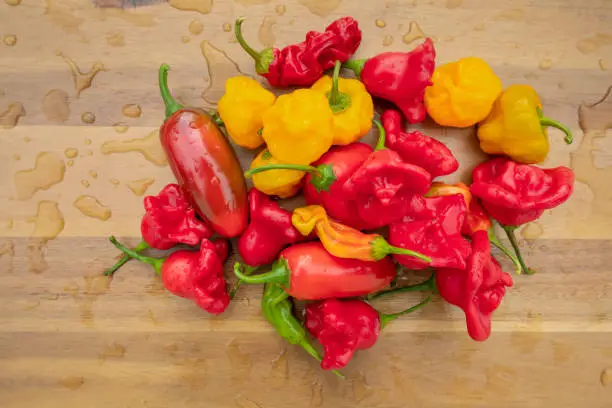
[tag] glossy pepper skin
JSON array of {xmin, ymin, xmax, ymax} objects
[
  {"xmin": 436, "ymin": 230, "xmax": 513, "ymax": 341},
  {"xmin": 292, "ymin": 205, "xmax": 430, "ymax": 263},
  {"xmin": 382, "ymin": 109, "xmax": 458, "ymax": 178},
  {"xmin": 262, "ymin": 89, "xmax": 334, "ymax": 165},
  {"xmin": 249, "ymin": 149, "xmax": 305, "ymax": 199},
  {"xmin": 477, "ymin": 84, "xmax": 573, "ymax": 164},
  {"xmin": 235, "ymin": 17, "xmax": 361, "ymax": 88},
  {"xmin": 217, "ymin": 76, "xmax": 276, "ymax": 149},
  {"xmin": 110, "ymin": 236, "xmax": 230, "ymax": 315},
  {"xmin": 343, "ymin": 38, "xmax": 436, "ymax": 124},
  {"xmin": 158, "ymin": 64, "xmax": 248, "ymax": 238},
  {"xmin": 234, "ymin": 242, "xmax": 396, "ymax": 300},
  {"xmin": 238, "ymin": 189, "xmax": 307, "ymax": 267},
  {"xmin": 424, "ymin": 57, "xmax": 502, "ymax": 128},
  {"xmin": 389, "ymin": 195, "xmax": 472, "ymax": 270}
]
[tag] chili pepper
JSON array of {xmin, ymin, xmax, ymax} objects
[
  {"xmin": 292, "ymin": 204, "xmax": 431, "ymax": 263},
  {"xmin": 424, "ymin": 57, "xmax": 502, "ymax": 128},
  {"xmin": 305, "ymin": 297, "xmax": 431, "ymax": 370},
  {"xmin": 109, "ymin": 236, "xmax": 230, "ymax": 315},
  {"xmin": 343, "ymin": 38, "xmax": 435, "ymax": 124},
  {"xmin": 436, "ymin": 230, "xmax": 513, "ymax": 341},
  {"xmin": 234, "ymin": 17, "xmax": 361, "ymax": 88},
  {"xmin": 343, "ymin": 120, "xmax": 432, "ymax": 228},
  {"xmin": 388, "ymin": 194, "xmax": 472, "ymax": 270},
  {"xmin": 261, "ymin": 89, "xmax": 334, "ymax": 165},
  {"xmin": 233, "ymin": 241, "xmax": 396, "ymax": 300},
  {"xmin": 248, "ymin": 149, "xmax": 305, "ymax": 199},
  {"xmin": 217, "ymin": 76, "xmax": 276, "ymax": 149},
  {"xmin": 212, "ymin": 238, "xmax": 230, "ymax": 264},
  {"xmin": 471, "ymin": 157, "xmax": 574, "ymax": 275},
  {"xmin": 382, "ymin": 109, "xmax": 458, "ymax": 178},
  {"xmin": 310, "ymin": 61, "xmax": 374, "ymax": 145},
  {"xmin": 477, "ymin": 84, "xmax": 573, "ymax": 164},
  {"xmin": 238, "ymin": 189, "xmax": 307, "ymax": 267},
  {"xmin": 158, "ymin": 64, "xmax": 248, "ymax": 238}
]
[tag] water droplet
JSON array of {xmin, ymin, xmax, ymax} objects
[
  {"xmin": 113, "ymin": 122, "xmax": 129, "ymax": 133},
  {"xmin": 600, "ymin": 59, "xmax": 608, "ymax": 71},
  {"xmin": 0, "ymin": 102, "xmax": 26, "ymax": 129},
  {"xmin": 310, "ymin": 378, "xmax": 324, "ymax": 407},
  {"xmin": 168, "ymin": 0, "xmax": 213, "ymax": 14},
  {"xmin": 259, "ymin": 16, "xmax": 277, "ymax": 48},
  {"xmin": 297, "ymin": 0, "xmax": 342, "ymax": 17},
  {"xmin": 59, "ymin": 376, "xmax": 85, "ymax": 390},
  {"xmin": 275, "ymin": 4, "xmax": 286, "ymax": 15},
  {"xmin": 27, "ymin": 201, "xmax": 64, "ymax": 274},
  {"xmin": 66, "ymin": 159, "xmax": 74, "ymax": 167},
  {"xmin": 99, "ymin": 342, "xmax": 126, "ymax": 361},
  {"xmin": 127, "ymin": 177, "xmax": 155, "ymax": 196},
  {"xmin": 222, "ymin": 22, "xmax": 232, "ymax": 32},
  {"xmin": 101, "ymin": 130, "xmax": 168, "ymax": 166},
  {"xmin": 402, "ymin": 21, "xmax": 426, "ymax": 44},
  {"xmin": 3, "ymin": 35, "xmax": 17, "ymax": 47},
  {"xmin": 0, "ymin": 241, "xmax": 15, "ymax": 274},
  {"xmin": 81, "ymin": 111, "xmax": 95, "ymax": 124},
  {"xmin": 234, "ymin": 395, "xmax": 262, "ymax": 408},
  {"xmin": 109, "ymin": 178, "xmax": 120, "ymax": 186},
  {"xmin": 520, "ymin": 222, "xmax": 543, "ymax": 240},
  {"xmin": 382, "ymin": 35, "xmax": 393, "ymax": 47},
  {"xmin": 226, "ymin": 339, "xmax": 253, "ymax": 384},
  {"xmin": 42, "ymin": 89, "xmax": 70, "ymax": 123},
  {"xmin": 188, "ymin": 19, "xmax": 204, "ymax": 35},
  {"xmin": 80, "ymin": 180, "xmax": 90, "ymax": 188},
  {"xmin": 181, "ymin": 35, "xmax": 191, "ymax": 44},
  {"xmin": 122, "ymin": 103, "xmax": 142, "ymax": 118},
  {"xmin": 45, "ymin": 0, "xmax": 85, "ymax": 35},
  {"xmin": 201, "ymin": 41, "xmax": 251, "ymax": 105},
  {"xmin": 446, "ymin": 0, "xmax": 462, "ymax": 8},
  {"xmin": 375, "ymin": 19, "xmax": 386, "ymax": 28},
  {"xmin": 56, "ymin": 51, "xmax": 106, "ymax": 98},
  {"xmin": 89, "ymin": 170, "xmax": 98, "ymax": 179},
  {"xmin": 538, "ymin": 58, "xmax": 553, "ymax": 71},
  {"xmin": 13, "ymin": 154, "xmax": 20, "ymax": 161},
  {"xmin": 14, "ymin": 152, "xmax": 65, "ymax": 200},
  {"xmin": 494, "ymin": 8, "xmax": 525, "ymax": 21},
  {"xmin": 73, "ymin": 195, "xmax": 111, "ymax": 220},
  {"xmin": 5, "ymin": 0, "xmax": 23, "ymax": 6},
  {"xmin": 84, "ymin": 138, "xmax": 92, "ymax": 145},
  {"xmin": 106, "ymin": 30, "xmax": 125, "ymax": 47},
  {"xmin": 64, "ymin": 148, "xmax": 79, "ymax": 159},
  {"xmin": 601, "ymin": 368, "xmax": 612, "ymax": 386}
]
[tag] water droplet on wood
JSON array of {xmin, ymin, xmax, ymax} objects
[
  {"xmin": 29, "ymin": 200, "xmax": 64, "ymax": 241},
  {"xmin": 473, "ymin": 22, "xmax": 485, "ymax": 31},
  {"xmin": 101, "ymin": 130, "xmax": 168, "ymax": 166},
  {"xmin": 538, "ymin": 58, "xmax": 553, "ymax": 70},
  {"xmin": 5, "ymin": 0, "xmax": 23, "ymax": 6},
  {"xmin": 268, "ymin": 348, "xmax": 289, "ymax": 387},
  {"xmin": 551, "ymin": 341, "xmax": 573, "ymax": 364},
  {"xmin": 181, "ymin": 35, "xmax": 191, "ymax": 43},
  {"xmin": 109, "ymin": 178, "xmax": 120, "ymax": 186},
  {"xmin": 42, "ymin": 89, "xmax": 70, "ymax": 123},
  {"xmin": 84, "ymin": 138, "xmax": 92, "ymax": 145},
  {"xmin": 310, "ymin": 378, "xmax": 324, "ymax": 407},
  {"xmin": 188, "ymin": 19, "xmax": 204, "ymax": 35},
  {"xmin": 127, "ymin": 177, "xmax": 155, "ymax": 196},
  {"xmin": 113, "ymin": 122, "xmax": 129, "ymax": 133},
  {"xmin": 520, "ymin": 222, "xmax": 543, "ymax": 240},
  {"xmin": 201, "ymin": 41, "xmax": 251, "ymax": 105},
  {"xmin": 99, "ymin": 342, "xmax": 126, "ymax": 361},
  {"xmin": 80, "ymin": 179, "xmax": 90, "ymax": 188},
  {"xmin": 259, "ymin": 16, "xmax": 277, "ymax": 48},
  {"xmin": 73, "ymin": 195, "xmax": 111, "ymax": 220},
  {"xmin": 601, "ymin": 368, "xmax": 612, "ymax": 386},
  {"xmin": 351, "ymin": 372, "xmax": 374, "ymax": 403},
  {"xmin": 66, "ymin": 159, "xmax": 74, "ymax": 167},
  {"xmin": 59, "ymin": 376, "xmax": 85, "ymax": 390},
  {"xmin": 494, "ymin": 8, "xmax": 525, "ymax": 21},
  {"xmin": 275, "ymin": 4, "xmax": 286, "ymax": 15},
  {"xmin": 375, "ymin": 19, "xmax": 386, "ymax": 28},
  {"xmin": 14, "ymin": 152, "xmax": 65, "ymax": 200},
  {"xmin": 0, "ymin": 102, "xmax": 26, "ymax": 129},
  {"xmin": 106, "ymin": 30, "xmax": 125, "ymax": 47},
  {"xmin": 45, "ymin": 0, "xmax": 85, "ymax": 35},
  {"xmin": 297, "ymin": 0, "xmax": 341, "ymax": 17},
  {"xmin": 0, "ymin": 241, "xmax": 15, "ymax": 274},
  {"xmin": 222, "ymin": 22, "xmax": 232, "ymax": 32},
  {"xmin": 89, "ymin": 170, "xmax": 98, "ymax": 179},
  {"xmin": 402, "ymin": 21, "xmax": 425, "ymax": 44},
  {"xmin": 168, "ymin": 0, "xmax": 213, "ymax": 14},
  {"xmin": 13, "ymin": 154, "xmax": 20, "ymax": 161},
  {"xmin": 382, "ymin": 35, "xmax": 393, "ymax": 47},
  {"xmin": 81, "ymin": 111, "xmax": 95, "ymax": 124},
  {"xmin": 122, "ymin": 103, "xmax": 142, "ymax": 118},
  {"xmin": 64, "ymin": 148, "xmax": 78, "ymax": 159},
  {"xmin": 445, "ymin": 0, "xmax": 462, "ymax": 8},
  {"xmin": 56, "ymin": 51, "xmax": 106, "ymax": 98},
  {"xmin": 3, "ymin": 35, "xmax": 17, "ymax": 46},
  {"xmin": 599, "ymin": 59, "xmax": 608, "ymax": 71}
]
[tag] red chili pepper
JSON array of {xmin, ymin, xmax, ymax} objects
[
  {"xmin": 235, "ymin": 17, "xmax": 361, "ymax": 88},
  {"xmin": 344, "ymin": 38, "xmax": 435, "ymax": 124},
  {"xmin": 388, "ymin": 195, "xmax": 472, "ymax": 270},
  {"xmin": 436, "ymin": 230, "xmax": 513, "ymax": 341},
  {"xmin": 109, "ymin": 236, "xmax": 230, "ymax": 315},
  {"xmin": 158, "ymin": 64, "xmax": 248, "ymax": 238},
  {"xmin": 233, "ymin": 242, "xmax": 396, "ymax": 300},
  {"xmin": 212, "ymin": 238, "xmax": 230, "ymax": 264},
  {"xmin": 238, "ymin": 189, "xmax": 307, "ymax": 267},
  {"xmin": 343, "ymin": 121, "xmax": 432, "ymax": 228},
  {"xmin": 382, "ymin": 109, "xmax": 458, "ymax": 178},
  {"xmin": 305, "ymin": 297, "xmax": 430, "ymax": 370}
]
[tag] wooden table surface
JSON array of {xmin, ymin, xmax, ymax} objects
[{"xmin": 1, "ymin": 0, "xmax": 611, "ymax": 407}]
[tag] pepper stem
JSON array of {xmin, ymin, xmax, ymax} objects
[
  {"xmin": 158, "ymin": 64, "xmax": 183, "ymax": 119},
  {"xmin": 245, "ymin": 163, "xmax": 337, "ymax": 193},
  {"xmin": 342, "ymin": 59, "xmax": 366, "ymax": 79},
  {"xmin": 488, "ymin": 227, "xmax": 522, "ymax": 275},
  {"xmin": 108, "ymin": 236, "xmax": 164, "ymax": 276},
  {"xmin": 502, "ymin": 226, "xmax": 536, "ymax": 275},
  {"xmin": 369, "ymin": 272, "xmax": 437, "ymax": 300},
  {"xmin": 234, "ymin": 17, "xmax": 274, "ymax": 74},
  {"xmin": 245, "ymin": 163, "xmax": 319, "ymax": 178},
  {"xmin": 370, "ymin": 236, "xmax": 431, "ymax": 263},
  {"xmin": 233, "ymin": 260, "xmax": 290, "ymax": 287},
  {"xmin": 373, "ymin": 119, "xmax": 386, "ymax": 151},
  {"xmin": 297, "ymin": 340, "xmax": 345, "ymax": 378},
  {"xmin": 326, "ymin": 61, "xmax": 351, "ymax": 114},
  {"xmin": 230, "ymin": 265, "xmax": 258, "ymax": 299},
  {"xmin": 104, "ymin": 240, "xmax": 149, "ymax": 276},
  {"xmin": 379, "ymin": 296, "xmax": 432, "ymax": 328},
  {"xmin": 537, "ymin": 108, "xmax": 573, "ymax": 144}
]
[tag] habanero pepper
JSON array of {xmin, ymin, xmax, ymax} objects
[
  {"xmin": 248, "ymin": 149, "xmax": 305, "ymax": 199},
  {"xmin": 233, "ymin": 241, "xmax": 396, "ymax": 300},
  {"xmin": 343, "ymin": 38, "xmax": 436, "ymax": 124},
  {"xmin": 305, "ymin": 297, "xmax": 431, "ymax": 370},
  {"xmin": 158, "ymin": 64, "xmax": 247, "ymax": 238}
]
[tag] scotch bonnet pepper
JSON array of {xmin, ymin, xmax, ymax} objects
[
  {"xmin": 233, "ymin": 242, "xmax": 396, "ymax": 300},
  {"xmin": 477, "ymin": 84, "xmax": 573, "ymax": 164}
]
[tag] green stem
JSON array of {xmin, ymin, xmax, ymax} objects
[
  {"xmin": 539, "ymin": 112, "xmax": 573, "ymax": 144},
  {"xmin": 104, "ymin": 240, "xmax": 149, "ymax": 276},
  {"xmin": 108, "ymin": 236, "xmax": 164, "ymax": 276},
  {"xmin": 342, "ymin": 59, "xmax": 366, "ymax": 79},
  {"xmin": 234, "ymin": 17, "xmax": 261, "ymax": 61},
  {"xmin": 369, "ymin": 272, "xmax": 437, "ymax": 300},
  {"xmin": 230, "ymin": 265, "xmax": 258, "ymax": 299},
  {"xmin": 370, "ymin": 236, "xmax": 430, "ymax": 262},
  {"xmin": 233, "ymin": 260, "xmax": 290, "ymax": 287},
  {"xmin": 380, "ymin": 296, "xmax": 432, "ymax": 328},
  {"xmin": 373, "ymin": 119, "xmax": 386, "ymax": 151},
  {"xmin": 158, "ymin": 64, "xmax": 183, "ymax": 119},
  {"xmin": 488, "ymin": 228, "xmax": 522, "ymax": 275},
  {"xmin": 245, "ymin": 163, "xmax": 337, "ymax": 192},
  {"xmin": 502, "ymin": 226, "xmax": 536, "ymax": 275},
  {"xmin": 326, "ymin": 60, "xmax": 351, "ymax": 114},
  {"xmin": 245, "ymin": 163, "xmax": 319, "ymax": 178},
  {"xmin": 298, "ymin": 339, "xmax": 344, "ymax": 378},
  {"xmin": 210, "ymin": 111, "xmax": 224, "ymax": 127}
]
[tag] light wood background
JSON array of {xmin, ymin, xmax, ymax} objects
[{"xmin": 1, "ymin": 0, "xmax": 611, "ymax": 407}]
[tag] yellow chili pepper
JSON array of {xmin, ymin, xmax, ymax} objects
[
  {"xmin": 262, "ymin": 88, "xmax": 334, "ymax": 165},
  {"xmin": 424, "ymin": 57, "xmax": 502, "ymax": 128},
  {"xmin": 310, "ymin": 61, "xmax": 374, "ymax": 145},
  {"xmin": 249, "ymin": 149, "xmax": 305, "ymax": 199},
  {"xmin": 477, "ymin": 84, "xmax": 573, "ymax": 164},
  {"xmin": 291, "ymin": 205, "xmax": 431, "ymax": 262},
  {"xmin": 218, "ymin": 76, "xmax": 276, "ymax": 149}
]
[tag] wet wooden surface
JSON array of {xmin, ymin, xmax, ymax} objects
[{"xmin": 1, "ymin": 0, "xmax": 612, "ymax": 407}]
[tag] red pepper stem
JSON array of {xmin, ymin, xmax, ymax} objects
[
  {"xmin": 245, "ymin": 164, "xmax": 319, "ymax": 178},
  {"xmin": 502, "ymin": 225, "xmax": 536, "ymax": 275},
  {"xmin": 233, "ymin": 259, "xmax": 290, "ymax": 287},
  {"xmin": 342, "ymin": 59, "xmax": 366, "ymax": 79},
  {"xmin": 379, "ymin": 296, "xmax": 432, "ymax": 329},
  {"xmin": 488, "ymin": 228, "xmax": 522, "ymax": 275},
  {"xmin": 373, "ymin": 119, "xmax": 386, "ymax": 151},
  {"xmin": 234, "ymin": 17, "xmax": 261, "ymax": 61},
  {"xmin": 104, "ymin": 240, "xmax": 149, "ymax": 276},
  {"xmin": 370, "ymin": 236, "xmax": 431, "ymax": 263},
  {"xmin": 537, "ymin": 108, "xmax": 573, "ymax": 144},
  {"xmin": 368, "ymin": 272, "xmax": 437, "ymax": 300},
  {"xmin": 108, "ymin": 236, "xmax": 164, "ymax": 276},
  {"xmin": 158, "ymin": 64, "xmax": 183, "ymax": 119}
]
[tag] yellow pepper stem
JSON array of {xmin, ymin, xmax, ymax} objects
[
  {"xmin": 537, "ymin": 107, "xmax": 573, "ymax": 144},
  {"xmin": 234, "ymin": 17, "xmax": 275, "ymax": 74},
  {"xmin": 326, "ymin": 60, "xmax": 351, "ymax": 114},
  {"xmin": 373, "ymin": 119, "xmax": 386, "ymax": 151},
  {"xmin": 245, "ymin": 163, "xmax": 337, "ymax": 192}
]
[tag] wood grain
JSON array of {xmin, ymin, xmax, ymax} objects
[{"xmin": 1, "ymin": 0, "xmax": 611, "ymax": 407}]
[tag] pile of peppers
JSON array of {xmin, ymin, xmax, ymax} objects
[{"xmin": 104, "ymin": 16, "xmax": 576, "ymax": 373}]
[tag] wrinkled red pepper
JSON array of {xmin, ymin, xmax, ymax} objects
[
  {"xmin": 436, "ymin": 230, "xmax": 513, "ymax": 341},
  {"xmin": 305, "ymin": 297, "xmax": 430, "ymax": 370},
  {"xmin": 110, "ymin": 236, "xmax": 230, "ymax": 315},
  {"xmin": 382, "ymin": 109, "xmax": 458, "ymax": 178},
  {"xmin": 233, "ymin": 242, "xmax": 396, "ymax": 300},
  {"xmin": 235, "ymin": 17, "xmax": 361, "ymax": 88},
  {"xmin": 238, "ymin": 189, "xmax": 307, "ymax": 267},
  {"xmin": 388, "ymin": 194, "xmax": 472, "ymax": 270},
  {"xmin": 343, "ymin": 38, "xmax": 435, "ymax": 124}
]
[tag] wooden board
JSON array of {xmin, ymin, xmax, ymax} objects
[{"xmin": 1, "ymin": 0, "xmax": 611, "ymax": 407}]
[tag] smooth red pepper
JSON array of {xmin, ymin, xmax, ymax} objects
[
  {"xmin": 235, "ymin": 17, "xmax": 361, "ymax": 88},
  {"xmin": 233, "ymin": 242, "xmax": 396, "ymax": 300},
  {"xmin": 382, "ymin": 109, "xmax": 458, "ymax": 178},
  {"xmin": 158, "ymin": 64, "xmax": 248, "ymax": 238},
  {"xmin": 436, "ymin": 230, "xmax": 513, "ymax": 341},
  {"xmin": 238, "ymin": 189, "xmax": 307, "ymax": 267},
  {"xmin": 343, "ymin": 38, "xmax": 435, "ymax": 124}
]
